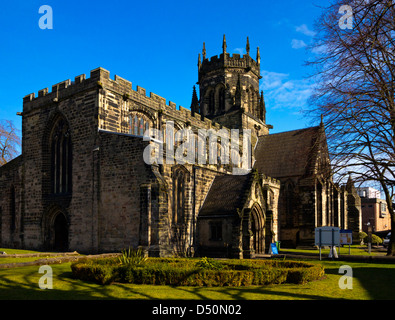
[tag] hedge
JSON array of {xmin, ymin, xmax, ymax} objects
[{"xmin": 71, "ymin": 258, "xmax": 324, "ymax": 286}]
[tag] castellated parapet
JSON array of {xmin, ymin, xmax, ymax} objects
[
  {"xmin": 22, "ymin": 67, "xmax": 237, "ymax": 135},
  {"xmin": 0, "ymin": 38, "xmax": 361, "ymax": 256},
  {"xmin": 199, "ymin": 53, "xmax": 261, "ymax": 80}
]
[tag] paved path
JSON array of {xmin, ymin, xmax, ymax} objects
[
  {"xmin": 277, "ymin": 250, "xmax": 395, "ymax": 263},
  {"xmin": 0, "ymin": 252, "xmax": 119, "ymax": 268}
]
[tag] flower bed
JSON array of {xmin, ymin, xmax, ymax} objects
[{"xmin": 71, "ymin": 257, "xmax": 325, "ymax": 286}]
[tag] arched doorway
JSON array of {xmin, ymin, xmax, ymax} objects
[
  {"xmin": 44, "ymin": 209, "xmax": 69, "ymax": 252},
  {"xmin": 53, "ymin": 213, "xmax": 68, "ymax": 252},
  {"xmin": 251, "ymin": 205, "xmax": 265, "ymax": 255}
]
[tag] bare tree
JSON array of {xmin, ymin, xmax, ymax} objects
[
  {"xmin": 0, "ymin": 119, "xmax": 21, "ymax": 166},
  {"xmin": 306, "ymin": 0, "xmax": 395, "ymax": 254}
]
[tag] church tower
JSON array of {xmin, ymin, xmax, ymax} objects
[{"xmin": 195, "ymin": 35, "xmax": 271, "ymax": 137}]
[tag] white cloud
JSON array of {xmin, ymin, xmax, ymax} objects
[
  {"xmin": 295, "ymin": 24, "xmax": 316, "ymax": 37},
  {"xmin": 260, "ymin": 70, "xmax": 314, "ymax": 111},
  {"xmin": 311, "ymin": 44, "xmax": 327, "ymax": 54},
  {"xmin": 233, "ymin": 47, "xmax": 246, "ymax": 55},
  {"xmin": 260, "ymin": 70, "xmax": 289, "ymax": 90},
  {"xmin": 291, "ymin": 39, "xmax": 307, "ymax": 49}
]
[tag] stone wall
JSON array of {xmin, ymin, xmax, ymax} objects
[
  {"xmin": 1, "ymin": 63, "xmax": 280, "ymax": 256},
  {"xmin": 18, "ymin": 71, "xmax": 100, "ymax": 251},
  {"xmin": 97, "ymin": 130, "xmax": 153, "ymax": 252},
  {"xmin": 0, "ymin": 156, "xmax": 23, "ymax": 248}
]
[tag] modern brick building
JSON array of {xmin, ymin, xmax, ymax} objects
[{"xmin": 357, "ymin": 188, "xmax": 391, "ymax": 234}]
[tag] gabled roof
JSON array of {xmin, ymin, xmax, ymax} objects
[
  {"xmin": 254, "ymin": 126, "xmax": 325, "ymax": 179},
  {"xmin": 0, "ymin": 155, "xmax": 23, "ymax": 173},
  {"xmin": 198, "ymin": 173, "xmax": 253, "ymax": 217}
]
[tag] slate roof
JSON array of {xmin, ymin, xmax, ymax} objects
[
  {"xmin": 198, "ymin": 173, "xmax": 252, "ymax": 217},
  {"xmin": 254, "ymin": 126, "xmax": 322, "ymax": 179}
]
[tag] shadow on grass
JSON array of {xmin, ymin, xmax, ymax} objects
[
  {"xmin": 3, "ymin": 262, "xmax": 395, "ymax": 300},
  {"xmin": 0, "ymin": 264, "xmax": 335, "ymax": 300},
  {"xmin": 324, "ymin": 264, "xmax": 395, "ymax": 300},
  {"xmin": 171, "ymin": 284, "xmax": 342, "ymax": 301},
  {"xmin": 0, "ymin": 265, "xmax": 161, "ymax": 300}
]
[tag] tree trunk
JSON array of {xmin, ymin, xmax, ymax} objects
[
  {"xmin": 388, "ymin": 208, "xmax": 395, "ymax": 256},
  {"xmin": 386, "ymin": 197, "xmax": 395, "ymax": 256},
  {"xmin": 380, "ymin": 184, "xmax": 394, "ymax": 256}
]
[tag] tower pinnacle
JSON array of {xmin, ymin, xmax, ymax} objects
[
  {"xmin": 190, "ymin": 85, "xmax": 199, "ymax": 116},
  {"xmin": 246, "ymin": 37, "xmax": 250, "ymax": 55},
  {"xmin": 256, "ymin": 47, "xmax": 261, "ymax": 65},
  {"xmin": 222, "ymin": 34, "xmax": 227, "ymax": 54},
  {"xmin": 260, "ymin": 91, "xmax": 266, "ymax": 122}
]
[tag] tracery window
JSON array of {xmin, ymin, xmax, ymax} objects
[
  {"xmin": 139, "ymin": 118, "xmax": 144, "ymax": 136},
  {"xmin": 284, "ymin": 181, "xmax": 294, "ymax": 226},
  {"xmin": 203, "ymin": 87, "xmax": 215, "ymax": 116},
  {"xmin": 133, "ymin": 115, "xmax": 138, "ymax": 135},
  {"xmin": 216, "ymin": 84, "xmax": 226, "ymax": 113},
  {"xmin": 10, "ymin": 186, "xmax": 16, "ymax": 232},
  {"xmin": 172, "ymin": 167, "xmax": 189, "ymax": 225},
  {"xmin": 50, "ymin": 118, "xmax": 72, "ymax": 194},
  {"xmin": 248, "ymin": 88, "xmax": 258, "ymax": 116},
  {"xmin": 129, "ymin": 113, "xmax": 152, "ymax": 137},
  {"xmin": 145, "ymin": 121, "xmax": 149, "ymax": 136}
]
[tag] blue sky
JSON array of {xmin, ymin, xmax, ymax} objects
[{"xmin": 0, "ymin": 0, "xmax": 328, "ymax": 137}]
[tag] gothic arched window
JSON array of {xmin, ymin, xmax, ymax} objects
[
  {"xmin": 284, "ymin": 181, "xmax": 294, "ymax": 226},
  {"xmin": 248, "ymin": 88, "xmax": 258, "ymax": 116},
  {"xmin": 317, "ymin": 181, "xmax": 323, "ymax": 227},
  {"xmin": 129, "ymin": 115, "xmax": 134, "ymax": 134},
  {"xmin": 145, "ymin": 121, "xmax": 149, "ymax": 136},
  {"xmin": 139, "ymin": 118, "xmax": 144, "ymax": 136},
  {"xmin": 172, "ymin": 167, "xmax": 189, "ymax": 225},
  {"xmin": 215, "ymin": 84, "xmax": 225, "ymax": 113},
  {"xmin": 204, "ymin": 87, "xmax": 215, "ymax": 116},
  {"xmin": 129, "ymin": 112, "xmax": 153, "ymax": 138},
  {"xmin": 209, "ymin": 90, "xmax": 215, "ymax": 114},
  {"xmin": 50, "ymin": 118, "xmax": 72, "ymax": 194},
  {"xmin": 134, "ymin": 115, "xmax": 138, "ymax": 135},
  {"xmin": 10, "ymin": 186, "xmax": 16, "ymax": 233}
]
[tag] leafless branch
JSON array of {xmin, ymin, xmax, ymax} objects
[{"xmin": 0, "ymin": 119, "xmax": 21, "ymax": 166}]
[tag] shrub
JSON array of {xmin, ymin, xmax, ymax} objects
[
  {"xmin": 71, "ymin": 258, "xmax": 325, "ymax": 287},
  {"xmin": 195, "ymin": 257, "xmax": 224, "ymax": 270},
  {"xmin": 286, "ymin": 265, "xmax": 325, "ymax": 284},
  {"xmin": 71, "ymin": 261, "xmax": 118, "ymax": 285},
  {"xmin": 118, "ymin": 247, "xmax": 147, "ymax": 266},
  {"xmin": 371, "ymin": 234, "xmax": 383, "ymax": 246},
  {"xmin": 359, "ymin": 232, "xmax": 368, "ymax": 244}
]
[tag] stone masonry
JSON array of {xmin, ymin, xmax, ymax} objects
[{"xmin": 0, "ymin": 36, "xmax": 361, "ymax": 256}]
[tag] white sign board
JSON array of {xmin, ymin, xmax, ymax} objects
[
  {"xmin": 315, "ymin": 227, "xmax": 340, "ymax": 246},
  {"xmin": 340, "ymin": 230, "xmax": 353, "ymax": 245}
]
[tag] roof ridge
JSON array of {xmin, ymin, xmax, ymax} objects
[{"xmin": 261, "ymin": 125, "xmax": 320, "ymax": 137}]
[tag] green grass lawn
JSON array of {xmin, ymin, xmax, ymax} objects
[
  {"xmin": 1, "ymin": 250, "xmax": 395, "ymax": 300},
  {"xmin": 0, "ymin": 248, "xmax": 44, "ymax": 255},
  {"xmin": 281, "ymin": 244, "xmax": 387, "ymax": 256},
  {"xmin": 0, "ymin": 248, "xmax": 75, "ymax": 265}
]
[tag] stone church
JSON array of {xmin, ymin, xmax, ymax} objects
[{"xmin": 0, "ymin": 36, "xmax": 361, "ymax": 257}]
